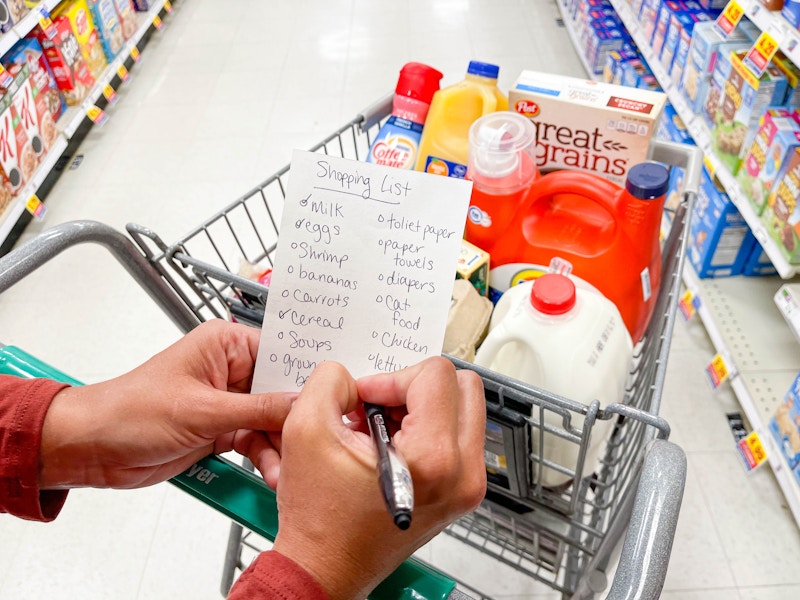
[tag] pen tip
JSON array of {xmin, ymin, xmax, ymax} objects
[{"xmin": 394, "ymin": 512, "xmax": 411, "ymax": 530}]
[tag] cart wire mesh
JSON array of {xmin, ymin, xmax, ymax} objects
[{"xmin": 126, "ymin": 94, "xmax": 696, "ymax": 599}]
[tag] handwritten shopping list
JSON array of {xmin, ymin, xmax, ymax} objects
[{"xmin": 251, "ymin": 150, "xmax": 472, "ymax": 393}]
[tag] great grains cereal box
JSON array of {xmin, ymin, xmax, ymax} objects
[{"xmin": 509, "ymin": 70, "xmax": 667, "ymax": 186}]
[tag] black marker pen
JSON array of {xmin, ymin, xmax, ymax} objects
[{"xmin": 364, "ymin": 402, "xmax": 414, "ymax": 530}]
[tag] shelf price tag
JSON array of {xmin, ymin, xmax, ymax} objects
[
  {"xmin": 737, "ymin": 430, "xmax": 768, "ymax": 472},
  {"xmin": 714, "ymin": 0, "xmax": 744, "ymax": 39},
  {"xmin": 130, "ymin": 46, "xmax": 141, "ymax": 62},
  {"xmin": 38, "ymin": 7, "xmax": 57, "ymax": 39},
  {"xmin": 0, "ymin": 65, "xmax": 11, "ymax": 88},
  {"xmin": 86, "ymin": 105, "xmax": 108, "ymax": 126},
  {"xmin": 679, "ymin": 289, "xmax": 700, "ymax": 321},
  {"xmin": 743, "ymin": 31, "xmax": 780, "ymax": 79},
  {"xmin": 153, "ymin": 14, "xmax": 163, "ymax": 30},
  {"xmin": 705, "ymin": 352, "xmax": 734, "ymax": 389},
  {"xmin": 164, "ymin": 0, "xmax": 173, "ymax": 12},
  {"xmin": 117, "ymin": 64, "xmax": 130, "ymax": 82},
  {"xmin": 26, "ymin": 195, "xmax": 46, "ymax": 220},
  {"xmin": 102, "ymin": 84, "xmax": 117, "ymax": 104}
]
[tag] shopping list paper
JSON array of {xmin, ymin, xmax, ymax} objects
[{"xmin": 251, "ymin": 150, "xmax": 472, "ymax": 393}]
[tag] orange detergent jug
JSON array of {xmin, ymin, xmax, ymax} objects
[
  {"xmin": 464, "ymin": 111, "xmax": 539, "ymax": 253},
  {"xmin": 489, "ymin": 162, "xmax": 669, "ymax": 343}
]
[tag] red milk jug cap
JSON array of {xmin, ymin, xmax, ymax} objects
[
  {"xmin": 396, "ymin": 62, "xmax": 444, "ymax": 106},
  {"xmin": 529, "ymin": 273, "xmax": 576, "ymax": 315}
]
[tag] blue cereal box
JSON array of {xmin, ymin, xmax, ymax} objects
[
  {"xmin": 89, "ymin": 0, "xmax": 124, "ymax": 61},
  {"xmin": 689, "ymin": 166, "xmax": 751, "ymax": 277},
  {"xmin": 741, "ymin": 230, "xmax": 778, "ymax": 276},
  {"xmin": 658, "ymin": 102, "xmax": 694, "ymax": 144},
  {"xmin": 783, "ymin": 0, "xmax": 800, "ymax": 30},
  {"xmin": 769, "ymin": 374, "xmax": 800, "ymax": 487}
]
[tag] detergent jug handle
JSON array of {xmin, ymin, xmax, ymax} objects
[{"xmin": 522, "ymin": 170, "xmax": 623, "ymax": 215}]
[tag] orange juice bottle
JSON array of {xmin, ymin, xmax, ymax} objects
[{"xmin": 414, "ymin": 61, "xmax": 508, "ymax": 178}]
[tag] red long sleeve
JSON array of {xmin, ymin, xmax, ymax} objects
[
  {"xmin": 0, "ymin": 375, "xmax": 70, "ymax": 521},
  {"xmin": 228, "ymin": 550, "xmax": 329, "ymax": 599}
]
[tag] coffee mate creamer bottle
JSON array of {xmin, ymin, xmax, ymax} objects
[
  {"xmin": 367, "ymin": 62, "xmax": 443, "ymax": 169},
  {"xmin": 475, "ymin": 273, "xmax": 633, "ymax": 488},
  {"xmin": 414, "ymin": 61, "xmax": 508, "ymax": 178}
]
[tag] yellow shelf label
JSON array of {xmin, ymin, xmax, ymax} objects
[
  {"xmin": 102, "ymin": 84, "xmax": 117, "ymax": 103},
  {"xmin": 153, "ymin": 14, "xmax": 163, "ymax": 30},
  {"xmin": 164, "ymin": 0, "xmax": 173, "ymax": 12},
  {"xmin": 679, "ymin": 289, "xmax": 696, "ymax": 321},
  {"xmin": 738, "ymin": 431, "xmax": 767, "ymax": 471},
  {"xmin": 706, "ymin": 353, "xmax": 730, "ymax": 389},
  {"xmin": 131, "ymin": 46, "xmax": 141, "ymax": 62},
  {"xmin": 743, "ymin": 31, "xmax": 780, "ymax": 79},
  {"xmin": 715, "ymin": 0, "xmax": 744, "ymax": 38},
  {"xmin": 26, "ymin": 195, "xmax": 46, "ymax": 219},
  {"xmin": 86, "ymin": 105, "xmax": 107, "ymax": 125},
  {"xmin": 117, "ymin": 64, "xmax": 130, "ymax": 82}
]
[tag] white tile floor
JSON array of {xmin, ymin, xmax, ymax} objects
[{"xmin": 1, "ymin": 0, "xmax": 799, "ymax": 598}]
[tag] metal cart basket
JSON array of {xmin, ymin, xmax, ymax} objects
[{"xmin": 0, "ymin": 94, "xmax": 701, "ymax": 599}]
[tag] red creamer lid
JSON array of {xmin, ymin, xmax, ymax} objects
[
  {"xmin": 529, "ymin": 273, "xmax": 576, "ymax": 315},
  {"xmin": 396, "ymin": 62, "xmax": 444, "ymax": 105}
]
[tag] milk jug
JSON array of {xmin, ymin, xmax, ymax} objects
[
  {"xmin": 475, "ymin": 273, "xmax": 633, "ymax": 488},
  {"xmin": 414, "ymin": 61, "xmax": 508, "ymax": 178}
]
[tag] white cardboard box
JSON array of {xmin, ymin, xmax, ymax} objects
[{"xmin": 509, "ymin": 70, "xmax": 667, "ymax": 186}]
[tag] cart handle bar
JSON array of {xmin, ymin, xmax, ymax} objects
[{"xmin": 0, "ymin": 220, "xmax": 198, "ymax": 333}]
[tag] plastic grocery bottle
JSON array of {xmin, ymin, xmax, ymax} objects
[
  {"xmin": 367, "ymin": 62, "xmax": 443, "ymax": 169},
  {"xmin": 475, "ymin": 274, "xmax": 633, "ymax": 488},
  {"xmin": 464, "ymin": 111, "xmax": 538, "ymax": 253},
  {"xmin": 488, "ymin": 162, "xmax": 670, "ymax": 343},
  {"xmin": 414, "ymin": 61, "xmax": 509, "ymax": 178}
]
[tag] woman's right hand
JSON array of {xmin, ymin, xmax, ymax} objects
[{"xmin": 272, "ymin": 357, "xmax": 487, "ymax": 599}]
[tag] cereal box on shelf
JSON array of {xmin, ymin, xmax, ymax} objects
[
  {"xmin": 772, "ymin": 51, "xmax": 800, "ymax": 107},
  {"xmin": 736, "ymin": 108, "xmax": 800, "ymax": 214},
  {"xmin": 113, "ymin": 0, "xmax": 137, "ymax": 39},
  {"xmin": 89, "ymin": 0, "xmax": 125, "ymax": 61},
  {"xmin": 53, "ymin": 0, "xmax": 108, "ymax": 80},
  {"xmin": 704, "ymin": 51, "xmax": 788, "ymax": 174},
  {"xmin": 0, "ymin": 1, "xmax": 29, "ymax": 33},
  {"xmin": 0, "ymin": 87, "xmax": 34, "ymax": 202},
  {"xmin": 769, "ymin": 374, "xmax": 800, "ymax": 488},
  {"xmin": 762, "ymin": 146, "xmax": 800, "ymax": 262},
  {"xmin": 33, "ymin": 20, "xmax": 96, "ymax": 106},
  {"xmin": 782, "ymin": 0, "xmax": 800, "ymax": 29},
  {"xmin": 689, "ymin": 166, "xmax": 751, "ymax": 277},
  {"xmin": 509, "ymin": 70, "xmax": 667, "ymax": 186},
  {"xmin": 5, "ymin": 63, "xmax": 60, "ymax": 158},
  {"xmin": 741, "ymin": 230, "xmax": 778, "ymax": 276},
  {"xmin": 131, "ymin": 0, "xmax": 150, "ymax": 9},
  {"xmin": 679, "ymin": 21, "xmax": 752, "ymax": 114},
  {"xmin": 1, "ymin": 64, "xmax": 44, "ymax": 172},
  {"xmin": 4, "ymin": 37, "xmax": 67, "ymax": 123}
]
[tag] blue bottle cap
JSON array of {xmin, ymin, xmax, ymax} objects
[
  {"xmin": 467, "ymin": 61, "xmax": 500, "ymax": 80},
  {"xmin": 625, "ymin": 162, "xmax": 670, "ymax": 200}
]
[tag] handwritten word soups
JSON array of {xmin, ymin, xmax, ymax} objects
[{"xmin": 252, "ymin": 150, "xmax": 472, "ymax": 393}]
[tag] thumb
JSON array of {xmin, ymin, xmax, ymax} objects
[
  {"xmin": 192, "ymin": 389, "xmax": 296, "ymax": 436},
  {"xmin": 290, "ymin": 362, "xmax": 359, "ymax": 429}
]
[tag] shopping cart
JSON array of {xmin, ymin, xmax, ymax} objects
[{"xmin": 0, "ymin": 94, "xmax": 701, "ymax": 599}]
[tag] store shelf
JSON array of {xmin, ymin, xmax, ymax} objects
[
  {"xmin": 610, "ymin": 0, "xmax": 800, "ymax": 279},
  {"xmin": 556, "ymin": 1, "xmax": 603, "ymax": 81},
  {"xmin": 683, "ymin": 265, "xmax": 800, "ymax": 526},
  {"xmin": 0, "ymin": 134, "xmax": 68, "ymax": 242},
  {"xmin": 60, "ymin": 0, "xmax": 169, "ymax": 139},
  {"xmin": 775, "ymin": 282, "xmax": 800, "ymax": 343},
  {"xmin": 0, "ymin": 0, "xmax": 64, "ymax": 58},
  {"xmin": 738, "ymin": 0, "xmax": 800, "ymax": 69},
  {"xmin": 0, "ymin": 0, "xmax": 174, "ymax": 253}
]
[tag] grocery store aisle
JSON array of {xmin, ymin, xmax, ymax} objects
[{"xmin": 1, "ymin": 0, "xmax": 800, "ymax": 598}]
